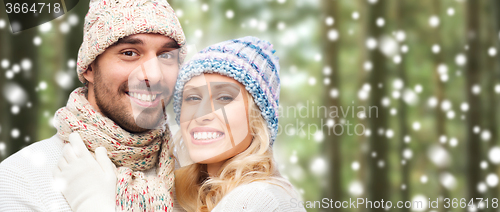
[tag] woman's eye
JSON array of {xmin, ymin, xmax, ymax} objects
[
  {"xmin": 184, "ymin": 96, "xmax": 201, "ymax": 102},
  {"xmin": 217, "ymin": 95, "xmax": 234, "ymax": 102},
  {"xmin": 159, "ymin": 52, "xmax": 175, "ymax": 60},
  {"xmin": 122, "ymin": 51, "xmax": 138, "ymax": 57}
]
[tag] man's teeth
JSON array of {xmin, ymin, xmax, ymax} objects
[
  {"xmin": 193, "ymin": 132, "xmax": 223, "ymax": 140},
  {"xmin": 129, "ymin": 92, "xmax": 157, "ymax": 102}
]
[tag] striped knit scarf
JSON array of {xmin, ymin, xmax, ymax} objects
[{"xmin": 54, "ymin": 87, "xmax": 174, "ymax": 211}]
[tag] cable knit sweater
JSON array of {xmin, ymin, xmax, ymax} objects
[
  {"xmin": 0, "ymin": 135, "xmax": 185, "ymax": 212},
  {"xmin": 212, "ymin": 181, "xmax": 306, "ymax": 212}
]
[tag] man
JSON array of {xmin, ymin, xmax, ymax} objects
[{"xmin": 0, "ymin": 0, "xmax": 185, "ymax": 211}]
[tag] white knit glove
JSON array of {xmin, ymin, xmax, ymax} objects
[{"xmin": 54, "ymin": 132, "xmax": 117, "ymax": 212}]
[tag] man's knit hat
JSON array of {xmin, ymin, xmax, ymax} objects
[
  {"xmin": 76, "ymin": 0, "xmax": 186, "ymax": 84},
  {"xmin": 173, "ymin": 36, "xmax": 281, "ymax": 145}
]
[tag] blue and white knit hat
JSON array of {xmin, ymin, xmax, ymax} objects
[{"xmin": 173, "ymin": 36, "xmax": 280, "ymax": 145}]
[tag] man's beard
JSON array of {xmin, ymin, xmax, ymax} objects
[{"xmin": 93, "ymin": 67, "xmax": 169, "ymax": 133}]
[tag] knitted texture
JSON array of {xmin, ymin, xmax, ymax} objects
[
  {"xmin": 76, "ymin": 0, "xmax": 186, "ymax": 84},
  {"xmin": 173, "ymin": 36, "xmax": 281, "ymax": 144},
  {"xmin": 54, "ymin": 87, "xmax": 175, "ymax": 212},
  {"xmin": 212, "ymin": 181, "xmax": 305, "ymax": 212}
]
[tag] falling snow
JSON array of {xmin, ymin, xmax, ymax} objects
[
  {"xmin": 428, "ymin": 145, "xmax": 450, "ymax": 167},
  {"xmin": 449, "ymin": 137, "xmax": 458, "ymax": 147},
  {"xmin": 420, "ymin": 175, "xmax": 428, "ymax": 184},
  {"xmin": 455, "ymin": 54, "xmax": 467, "ymax": 66},
  {"xmin": 352, "ymin": 12, "xmax": 359, "ymax": 20},
  {"xmin": 11, "ymin": 128, "xmax": 20, "ymax": 138},
  {"xmin": 68, "ymin": 14, "xmax": 79, "ymax": 26},
  {"xmin": 33, "ymin": 36, "xmax": 42, "ymax": 46},
  {"xmin": 440, "ymin": 172, "xmax": 457, "ymax": 190},
  {"xmin": 351, "ymin": 161, "xmax": 360, "ymax": 171},
  {"xmin": 477, "ymin": 182, "xmax": 487, "ymax": 193},
  {"xmin": 349, "ymin": 181, "xmax": 363, "ymax": 196},
  {"xmin": 412, "ymin": 122, "xmax": 421, "ymax": 131},
  {"xmin": 488, "ymin": 147, "xmax": 500, "ymax": 164},
  {"xmin": 376, "ymin": 17, "xmax": 385, "ymax": 27},
  {"xmin": 488, "ymin": 47, "xmax": 497, "ymax": 56},
  {"xmin": 481, "ymin": 161, "xmax": 489, "ymax": 169},
  {"xmin": 447, "ymin": 8, "xmax": 455, "ymax": 16},
  {"xmin": 39, "ymin": 22, "xmax": 52, "ymax": 33},
  {"xmin": 481, "ymin": 130, "xmax": 491, "ymax": 141},
  {"xmin": 486, "ymin": 173, "xmax": 498, "ymax": 187},
  {"xmin": 366, "ymin": 37, "xmax": 377, "ymax": 50},
  {"xmin": 432, "ymin": 44, "xmax": 441, "ymax": 54},
  {"xmin": 226, "ymin": 10, "xmax": 234, "ymax": 19},
  {"xmin": 403, "ymin": 148, "xmax": 412, "ymax": 159},
  {"xmin": 330, "ymin": 88, "xmax": 339, "ymax": 99},
  {"xmin": 3, "ymin": 83, "xmax": 28, "ymax": 105},
  {"xmin": 471, "ymin": 84, "xmax": 481, "ymax": 95},
  {"xmin": 310, "ymin": 157, "xmax": 327, "ymax": 176},
  {"xmin": 379, "ymin": 36, "xmax": 398, "ymax": 57},
  {"xmin": 328, "ymin": 29, "xmax": 339, "ymax": 41},
  {"xmin": 325, "ymin": 17, "xmax": 334, "ymax": 26},
  {"xmin": 363, "ymin": 61, "xmax": 373, "ymax": 71},
  {"xmin": 429, "ymin": 15, "xmax": 440, "ymax": 28}
]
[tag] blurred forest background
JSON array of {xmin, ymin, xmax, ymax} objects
[{"xmin": 1, "ymin": 0, "xmax": 500, "ymax": 211}]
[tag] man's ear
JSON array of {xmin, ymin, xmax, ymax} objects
[{"xmin": 83, "ymin": 63, "xmax": 96, "ymax": 84}]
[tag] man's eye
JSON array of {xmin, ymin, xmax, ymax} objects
[{"xmin": 122, "ymin": 51, "xmax": 138, "ymax": 56}]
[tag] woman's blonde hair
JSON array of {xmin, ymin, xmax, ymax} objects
[{"xmin": 173, "ymin": 92, "xmax": 293, "ymax": 212}]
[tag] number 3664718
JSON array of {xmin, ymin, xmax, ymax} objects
[{"xmin": 5, "ymin": 3, "xmax": 61, "ymax": 14}]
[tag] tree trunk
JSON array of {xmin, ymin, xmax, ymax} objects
[
  {"xmin": 487, "ymin": 1, "xmax": 499, "ymax": 211},
  {"xmin": 430, "ymin": 2, "xmax": 450, "ymax": 211},
  {"xmin": 321, "ymin": 1, "xmax": 342, "ymax": 211},
  {"xmin": 0, "ymin": 3, "xmax": 12, "ymax": 161},
  {"xmin": 465, "ymin": 0, "xmax": 482, "ymax": 207},
  {"xmin": 366, "ymin": 1, "xmax": 390, "ymax": 211},
  {"xmin": 395, "ymin": 1, "xmax": 409, "ymax": 211}
]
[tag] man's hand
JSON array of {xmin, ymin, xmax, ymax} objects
[{"xmin": 54, "ymin": 132, "xmax": 116, "ymax": 212}]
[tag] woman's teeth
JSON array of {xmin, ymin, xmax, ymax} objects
[
  {"xmin": 129, "ymin": 92, "xmax": 157, "ymax": 102},
  {"xmin": 194, "ymin": 132, "xmax": 223, "ymax": 140}
]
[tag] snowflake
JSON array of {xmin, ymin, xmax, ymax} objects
[
  {"xmin": 432, "ymin": 44, "xmax": 440, "ymax": 54},
  {"xmin": 33, "ymin": 36, "xmax": 42, "ymax": 46},
  {"xmin": 68, "ymin": 14, "xmax": 79, "ymax": 26},
  {"xmin": 352, "ymin": 12, "xmax": 360, "ymax": 20},
  {"xmin": 486, "ymin": 174, "xmax": 498, "ymax": 187},
  {"xmin": 455, "ymin": 53, "xmax": 466, "ymax": 66},
  {"xmin": 488, "ymin": 47, "xmax": 497, "ymax": 57},
  {"xmin": 39, "ymin": 22, "xmax": 52, "ymax": 33},
  {"xmin": 447, "ymin": 8, "xmax": 455, "ymax": 16},
  {"xmin": 328, "ymin": 29, "xmax": 339, "ymax": 41},
  {"xmin": 325, "ymin": 16, "xmax": 334, "ymax": 26},
  {"xmin": 429, "ymin": 15, "xmax": 440, "ymax": 27},
  {"xmin": 440, "ymin": 172, "xmax": 457, "ymax": 190},
  {"xmin": 225, "ymin": 10, "xmax": 234, "ymax": 19},
  {"xmin": 376, "ymin": 17, "xmax": 385, "ymax": 27}
]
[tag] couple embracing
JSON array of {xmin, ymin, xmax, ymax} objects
[{"xmin": 0, "ymin": 0, "xmax": 306, "ymax": 211}]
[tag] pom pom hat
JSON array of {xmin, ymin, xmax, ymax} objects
[
  {"xmin": 173, "ymin": 36, "xmax": 281, "ymax": 145},
  {"xmin": 76, "ymin": 0, "xmax": 186, "ymax": 84}
]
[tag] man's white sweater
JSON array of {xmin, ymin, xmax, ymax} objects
[{"xmin": 0, "ymin": 135, "xmax": 72, "ymax": 212}]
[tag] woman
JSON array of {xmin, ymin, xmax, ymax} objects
[{"xmin": 172, "ymin": 36, "xmax": 305, "ymax": 212}]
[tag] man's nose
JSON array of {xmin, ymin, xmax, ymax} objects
[{"xmin": 139, "ymin": 56, "xmax": 163, "ymax": 86}]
